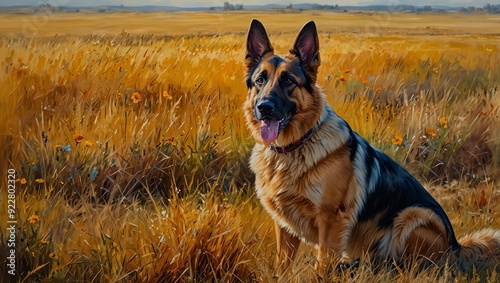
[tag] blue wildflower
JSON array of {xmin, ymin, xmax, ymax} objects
[
  {"xmin": 90, "ymin": 168, "xmax": 98, "ymax": 181},
  {"xmin": 61, "ymin": 144, "xmax": 72, "ymax": 153}
]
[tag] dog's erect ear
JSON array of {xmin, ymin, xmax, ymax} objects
[
  {"xmin": 246, "ymin": 19, "xmax": 274, "ymax": 71},
  {"xmin": 290, "ymin": 21, "xmax": 320, "ymax": 77}
]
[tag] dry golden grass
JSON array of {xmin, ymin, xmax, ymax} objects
[{"xmin": 0, "ymin": 10, "xmax": 499, "ymax": 282}]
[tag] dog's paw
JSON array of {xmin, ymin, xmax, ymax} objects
[{"xmin": 337, "ymin": 259, "xmax": 359, "ymax": 270}]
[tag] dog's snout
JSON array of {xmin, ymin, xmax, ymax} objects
[{"xmin": 257, "ymin": 100, "xmax": 275, "ymax": 116}]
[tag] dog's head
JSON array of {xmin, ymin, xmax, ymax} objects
[{"xmin": 243, "ymin": 19, "xmax": 324, "ymax": 147}]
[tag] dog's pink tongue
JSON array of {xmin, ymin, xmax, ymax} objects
[{"xmin": 260, "ymin": 119, "xmax": 280, "ymax": 143}]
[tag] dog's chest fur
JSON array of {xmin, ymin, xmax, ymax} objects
[
  {"xmin": 249, "ymin": 106, "xmax": 355, "ymax": 244},
  {"xmin": 251, "ymin": 146, "xmax": 321, "ymax": 242}
]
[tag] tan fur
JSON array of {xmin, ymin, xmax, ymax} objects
[
  {"xmin": 389, "ymin": 207, "xmax": 449, "ymax": 260},
  {"xmin": 346, "ymin": 215, "xmax": 387, "ymax": 262},
  {"xmin": 456, "ymin": 229, "xmax": 500, "ymax": 268}
]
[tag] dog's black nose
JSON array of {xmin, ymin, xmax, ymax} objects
[{"xmin": 257, "ymin": 100, "xmax": 275, "ymax": 116}]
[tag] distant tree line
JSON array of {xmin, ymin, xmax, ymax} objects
[
  {"xmin": 458, "ymin": 4, "xmax": 500, "ymax": 14},
  {"xmin": 35, "ymin": 3, "xmax": 80, "ymax": 13},
  {"xmin": 223, "ymin": 2, "xmax": 243, "ymax": 11},
  {"xmin": 483, "ymin": 3, "xmax": 500, "ymax": 13},
  {"xmin": 30, "ymin": 2, "xmax": 500, "ymax": 14},
  {"xmin": 35, "ymin": 3, "xmax": 60, "ymax": 13},
  {"xmin": 310, "ymin": 4, "xmax": 339, "ymax": 10},
  {"xmin": 457, "ymin": 3, "xmax": 500, "ymax": 13}
]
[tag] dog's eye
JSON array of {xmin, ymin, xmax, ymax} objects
[
  {"xmin": 283, "ymin": 77, "xmax": 296, "ymax": 86},
  {"xmin": 280, "ymin": 73, "xmax": 295, "ymax": 86},
  {"xmin": 255, "ymin": 77, "xmax": 265, "ymax": 85}
]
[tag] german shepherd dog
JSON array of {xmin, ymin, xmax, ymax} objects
[{"xmin": 244, "ymin": 19, "xmax": 500, "ymax": 273}]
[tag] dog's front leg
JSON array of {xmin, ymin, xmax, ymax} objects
[
  {"xmin": 316, "ymin": 210, "xmax": 345, "ymax": 274},
  {"xmin": 275, "ymin": 222, "xmax": 301, "ymax": 273}
]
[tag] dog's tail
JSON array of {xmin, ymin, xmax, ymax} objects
[{"xmin": 455, "ymin": 228, "xmax": 500, "ymax": 269}]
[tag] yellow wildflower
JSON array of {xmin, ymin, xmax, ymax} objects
[
  {"xmin": 391, "ymin": 136, "xmax": 403, "ymax": 146},
  {"xmin": 85, "ymin": 140, "xmax": 93, "ymax": 147},
  {"xmin": 339, "ymin": 75, "xmax": 347, "ymax": 82},
  {"xmin": 163, "ymin": 90, "xmax": 173, "ymax": 100},
  {"xmin": 35, "ymin": 178, "xmax": 45, "ymax": 184},
  {"xmin": 20, "ymin": 178, "xmax": 27, "ymax": 185},
  {"xmin": 167, "ymin": 137, "xmax": 177, "ymax": 147},
  {"xmin": 73, "ymin": 134, "xmax": 84, "ymax": 143},
  {"xmin": 391, "ymin": 129, "xmax": 403, "ymax": 146},
  {"xmin": 28, "ymin": 214, "xmax": 39, "ymax": 224},
  {"xmin": 439, "ymin": 116, "xmax": 448, "ymax": 129},
  {"xmin": 131, "ymin": 92, "xmax": 142, "ymax": 103},
  {"xmin": 427, "ymin": 128, "xmax": 437, "ymax": 138}
]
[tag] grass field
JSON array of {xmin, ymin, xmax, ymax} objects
[{"xmin": 1, "ymin": 10, "xmax": 500, "ymax": 282}]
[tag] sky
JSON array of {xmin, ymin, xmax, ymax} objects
[{"xmin": 0, "ymin": 0, "xmax": 493, "ymax": 7}]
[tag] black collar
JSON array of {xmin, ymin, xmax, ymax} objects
[{"xmin": 269, "ymin": 128, "xmax": 315, "ymax": 154}]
